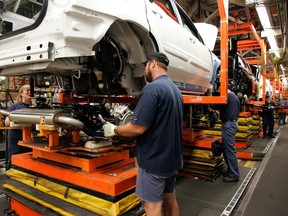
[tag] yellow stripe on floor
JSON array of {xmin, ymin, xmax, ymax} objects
[{"xmin": 243, "ymin": 160, "xmax": 256, "ymax": 168}]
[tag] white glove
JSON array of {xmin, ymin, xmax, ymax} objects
[{"xmin": 102, "ymin": 122, "xmax": 117, "ymax": 138}]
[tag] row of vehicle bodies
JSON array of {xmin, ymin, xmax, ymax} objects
[
  {"xmin": 0, "ymin": 0, "xmax": 260, "ymax": 131},
  {"xmin": 0, "ymin": 0, "xmax": 220, "ymax": 95}
]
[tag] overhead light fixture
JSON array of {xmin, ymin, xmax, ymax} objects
[{"xmin": 256, "ymin": 4, "xmax": 279, "ymax": 56}]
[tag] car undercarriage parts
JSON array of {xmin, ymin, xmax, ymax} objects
[{"xmin": 0, "ymin": 108, "xmax": 84, "ymax": 130}]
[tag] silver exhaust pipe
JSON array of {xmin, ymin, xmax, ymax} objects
[{"xmin": 0, "ymin": 108, "xmax": 84, "ymax": 129}]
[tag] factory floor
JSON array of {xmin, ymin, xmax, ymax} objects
[
  {"xmin": 1, "ymin": 124, "xmax": 288, "ymax": 215},
  {"xmin": 176, "ymin": 123, "xmax": 288, "ymax": 216}
]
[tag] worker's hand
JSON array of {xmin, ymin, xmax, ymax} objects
[{"xmin": 102, "ymin": 122, "xmax": 117, "ymax": 138}]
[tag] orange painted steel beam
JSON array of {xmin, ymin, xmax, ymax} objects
[
  {"xmin": 228, "ymin": 29, "xmax": 255, "ymax": 36},
  {"xmin": 246, "ymin": 59, "xmax": 259, "ymax": 65},
  {"xmin": 237, "ymin": 151, "xmax": 253, "ymax": 160},
  {"xmin": 226, "ymin": 22, "xmax": 263, "ymax": 53},
  {"xmin": 237, "ymin": 39, "xmax": 260, "ymax": 45},
  {"xmin": 228, "ymin": 22, "xmax": 262, "ymax": 45},
  {"xmin": 260, "ymin": 41, "xmax": 267, "ymax": 104},
  {"xmin": 182, "ymin": 95, "xmax": 227, "ymax": 104},
  {"xmin": 72, "ymin": 130, "xmax": 80, "ymax": 144},
  {"xmin": 186, "ymin": 135, "xmax": 222, "ymax": 149},
  {"xmin": 238, "ymin": 45, "xmax": 261, "ymax": 51},
  {"xmin": 227, "ymin": 21, "xmax": 267, "ymax": 105},
  {"xmin": 22, "ymin": 127, "xmax": 34, "ymax": 143},
  {"xmin": 32, "ymin": 148, "xmax": 130, "ymax": 173},
  {"xmin": 239, "ymin": 112, "xmax": 251, "ymax": 117},
  {"xmin": 278, "ymin": 109, "xmax": 288, "ymax": 113},
  {"xmin": 238, "ymin": 44, "xmax": 261, "ymax": 50},
  {"xmin": 235, "ymin": 141, "xmax": 250, "ymax": 149},
  {"xmin": 249, "ymin": 107, "xmax": 261, "ymax": 113},
  {"xmin": 12, "ymin": 153, "xmax": 137, "ymax": 197},
  {"xmin": 182, "ymin": 129, "xmax": 204, "ymax": 143},
  {"xmin": 265, "ymin": 73, "xmax": 275, "ymax": 79},
  {"xmin": 11, "ymin": 199, "xmax": 42, "ymax": 216},
  {"xmin": 218, "ymin": 0, "xmax": 229, "ymax": 100}
]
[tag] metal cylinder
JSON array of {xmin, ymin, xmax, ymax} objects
[
  {"xmin": 0, "ymin": 110, "xmax": 10, "ymax": 116},
  {"xmin": 0, "ymin": 108, "xmax": 84, "ymax": 129}
]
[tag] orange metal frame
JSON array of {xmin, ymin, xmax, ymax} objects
[
  {"xmin": 12, "ymin": 153, "xmax": 137, "ymax": 197},
  {"xmin": 182, "ymin": 129, "xmax": 204, "ymax": 143},
  {"xmin": 14, "ymin": 121, "xmax": 137, "ymax": 197},
  {"xmin": 11, "ymin": 199, "xmax": 42, "ymax": 216},
  {"xmin": 183, "ymin": 3, "xmax": 267, "ymax": 105},
  {"xmin": 235, "ymin": 140, "xmax": 250, "ymax": 149},
  {"xmin": 227, "ymin": 22, "xmax": 267, "ymax": 105},
  {"xmin": 32, "ymin": 148, "xmax": 130, "ymax": 173},
  {"xmin": 188, "ymin": 135, "xmax": 222, "ymax": 149},
  {"xmin": 183, "ymin": 0, "xmax": 229, "ymax": 105}
]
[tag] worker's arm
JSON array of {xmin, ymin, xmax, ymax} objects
[
  {"xmin": 117, "ymin": 122, "xmax": 148, "ymax": 137},
  {"xmin": 103, "ymin": 122, "xmax": 148, "ymax": 138},
  {"xmin": 5, "ymin": 116, "xmax": 10, "ymax": 127}
]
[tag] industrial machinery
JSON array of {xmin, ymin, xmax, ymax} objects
[
  {"xmin": 0, "ymin": 0, "xmax": 262, "ymax": 215},
  {"xmin": 0, "ymin": 0, "xmax": 220, "ymax": 96}
]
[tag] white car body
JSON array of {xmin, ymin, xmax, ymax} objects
[{"xmin": 0, "ymin": 0, "xmax": 220, "ymax": 95}]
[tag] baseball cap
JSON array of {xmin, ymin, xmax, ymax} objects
[{"xmin": 148, "ymin": 52, "xmax": 169, "ymax": 66}]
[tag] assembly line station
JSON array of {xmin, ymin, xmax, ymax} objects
[{"xmin": 0, "ymin": 0, "xmax": 288, "ymax": 215}]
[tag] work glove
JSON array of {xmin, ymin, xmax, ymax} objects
[{"xmin": 102, "ymin": 122, "xmax": 117, "ymax": 138}]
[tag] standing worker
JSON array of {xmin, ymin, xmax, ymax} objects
[
  {"xmin": 215, "ymin": 88, "xmax": 240, "ymax": 182},
  {"xmin": 5, "ymin": 84, "xmax": 32, "ymax": 170},
  {"xmin": 103, "ymin": 52, "xmax": 183, "ymax": 216},
  {"xmin": 262, "ymin": 96, "xmax": 276, "ymax": 138},
  {"xmin": 278, "ymin": 97, "xmax": 287, "ymax": 125}
]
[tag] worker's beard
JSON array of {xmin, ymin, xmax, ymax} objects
[{"xmin": 145, "ymin": 68, "xmax": 153, "ymax": 83}]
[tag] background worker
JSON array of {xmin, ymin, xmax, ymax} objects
[
  {"xmin": 214, "ymin": 88, "xmax": 240, "ymax": 182},
  {"xmin": 262, "ymin": 96, "xmax": 276, "ymax": 138},
  {"xmin": 5, "ymin": 84, "xmax": 32, "ymax": 170},
  {"xmin": 278, "ymin": 97, "xmax": 287, "ymax": 125},
  {"xmin": 103, "ymin": 52, "xmax": 183, "ymax": 216}
]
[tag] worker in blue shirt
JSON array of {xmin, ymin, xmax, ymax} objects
[
  {"xmin": 278, "ymin": 97, "xmax": 287, "ymax": 125},
  {"xmin": 213, "ymin": 89, "xmax": 240, "ymax": 182},
  {"xmin": 262, "ymin": 96, "xmax": 276, "ymax": 138},
  {"xmin": 103, "ymin": 52, "xmax": 183, "ymax": 216},
  {"xmin": 5, "ymin": 84, "xmax": 32, "ymax": 170}
]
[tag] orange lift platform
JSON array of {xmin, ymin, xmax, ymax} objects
[
  {"xmin": 12, "ymin": 126, "xmax": 138, "ymax": 201},
  {"xmin": 1, "ymin": 120, "xmax": 141, "ymax": 215}
]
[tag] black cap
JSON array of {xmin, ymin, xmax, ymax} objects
[{"xmin": 148, "ymin": 52, "xmax": 169, "ymax": 66}]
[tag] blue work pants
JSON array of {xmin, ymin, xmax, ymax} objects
[
  {"xmin": 222, "ymin": 121, "xmax": 239, "ymax": 177},
  {"xmin": 263, "ymin": 115, "xmax": 274, "ymax": 137}
]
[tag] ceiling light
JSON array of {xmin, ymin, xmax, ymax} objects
[
  {"xmin": 256, "ymin": 4, "xmax": 279, "ymax": 53},
  {"xmin": 256, "ymin": 5, "xmax": 271, "ymax": 29}
]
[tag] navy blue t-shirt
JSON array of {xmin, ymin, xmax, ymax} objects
[
  {"xmin": 218, "ymin": 91, "xmax": 240, "ymax": 122},
  {"xmin": 131, "ymin": 75, "xmax": 183, "ymax": 174},
  {"xmin": 262, "ymin": 100, "xmax": 276, "ymax": 118}
]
